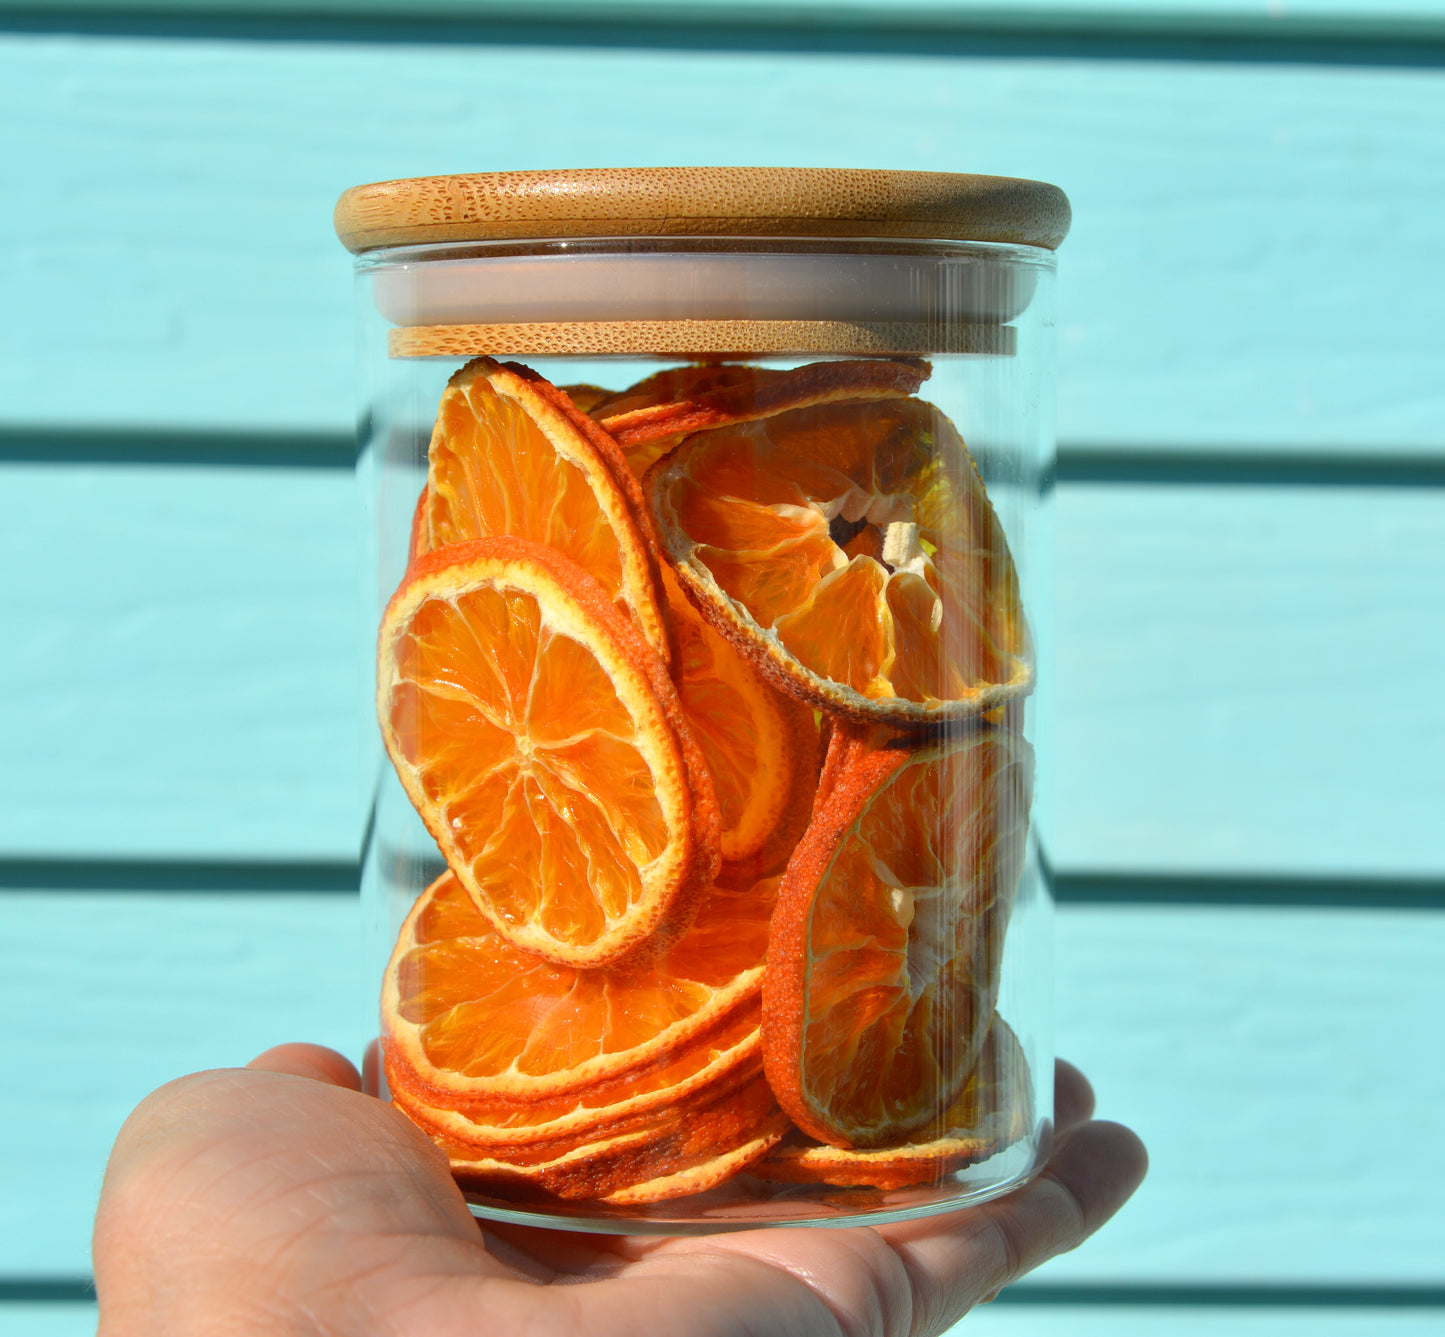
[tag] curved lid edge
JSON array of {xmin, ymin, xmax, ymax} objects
[{"xmin": 334, "ymin": 168, "xmax": 1070, "ymax": 253}]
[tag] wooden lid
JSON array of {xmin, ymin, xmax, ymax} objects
[{"xmin": 335, "ymin": 168, "xmax": 1070, "ymax": 253}]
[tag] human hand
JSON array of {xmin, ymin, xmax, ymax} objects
[{"xmin": 94, "ymin": 1043, "xmax": 1146, "ymax": 1336}]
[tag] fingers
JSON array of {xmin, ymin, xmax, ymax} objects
[
  {"xmin": 247, "ymin": 1042, "xmax": 363, "ymax": 1090},
  {"xmin": 966, "ymin": 1119, "xmax": 1148, "ymax": 1300},
  {"xmin": 1053, "ymin": 1059, "xmax": 1095, "ymax": 1134},
  {"xmin": 977, "ymin": 1120, "xmax": 1147, "ymax": 1278},
  {"xmin": 478, "ymin": 1064, "xmax": 1139, "ymax": 1337},
  {"xmin": 874, "ymin": 1118, "xmax": 1147, "ymax": 1334},
  {"xmin": 1044, "ymin": 1120, "xmax": 1149, "ymax": 1237}
]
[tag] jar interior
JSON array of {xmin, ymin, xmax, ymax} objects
[{"xmin": 358, "ymin": 249, "xmax": 1055, "ymax": 1231}]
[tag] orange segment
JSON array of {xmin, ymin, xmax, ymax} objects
[
  {"xmin": 377, "ymin": 539, "xmax": 719, "ymax": 967},
  {"xmin": 662, "ymin": 565, "xmax": 818, "ymax": 870},
  {"xmin": 753, "ymin": 1018, "xmax": 1032, "ymax": 1189},
  {"xmin": 382, "ymin": 870, "xmax": 777, "ymax": 1103},
  {"xmin": 417, "ymin": 356, "xmax": 666, "ymax": 659},
  {"xmin": 647, "ymin": 397, "xmax": 1030, "ymax": 725},
  {"xmin": 762, "ymin": 727, "xmax": 1033, "ymax": 1148}
]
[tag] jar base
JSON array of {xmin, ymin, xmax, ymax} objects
[{"xmin": 461, "ymin": 1123, "xmax": 1050, "ymax": 1235}]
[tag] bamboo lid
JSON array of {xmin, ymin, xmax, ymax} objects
[{"xmin": 334, "ymin": 168, "xmax": 1070, "ymax": 253}]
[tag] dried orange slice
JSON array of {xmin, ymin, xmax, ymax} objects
[
  {"xmin": 377, "ymin": 539, "xmax": 719, "ymax": 968},
  {"xmin": 388, "ymin": 1009, "xmax": 760, "ymax": 1155},
  {"xmin": 405, "ymin": 484, "xmax": 429, "ymax": 569},
  {"xmin": 603, "ymin": 1121, "xmax": 789, "ymax": 1205},
  {"xmin": 593, "ymin": 358, "xmax": 930, "ymax": 475},
  {"xmin": 382, "ymin": 869, "xmax": 776, "ymax": 1103},
  {"xmin": 589, "ymin": 363, "xmax": 757, "ymax": 426},
  {"xmin": 810, "ymin": 717, "xmax": 850, "ymax": 819},
  {"xmin": 415, "ymin": 356, "xmax": 667, "ymax": 659},
  {"xmin": 386, "ymin": 976, "xmax": 762, "ymax": 1149},
  {"xmin": 662, "ymin": 565, "xmax": 818, "ymax": 870},
  {"xmin": 762, "ymin": 727, "xmax": 1033, "ymax": 1148},
  {"xmin": 444, "ymin": 1069, "xmax": 786, "ymax": 1203},
  {"xmin": 647, "ymin": 397, "xmax": 1030, "ymax": 725},
  {"xmin": 558, "ymin": 383, "xmax": 613, "ymax": 414},
  {"xmin": 594, "ymin": 359, "xmax": 929, "ymax": 448},
  {"xmin": 587, "ymin": 364, "xmax": 755, "ymax": 479},
  {"xmin": 753, "ymin": 1017, "xmax": 1032, "ymax": 1189}
]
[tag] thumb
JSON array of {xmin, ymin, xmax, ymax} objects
[{"xmin": 247, "ymin": 1041, "xmax": 363, "ymax": 1090}]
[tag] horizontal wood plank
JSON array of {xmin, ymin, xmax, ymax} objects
[
  {"xmin": 959, "ymin": 1305, "xmax": 1445, "ymax": 1335},
  {"xmin": 9, "ymin": 1, "xmax": 1445, "ymax": 44},
  {"xmin": 0, "ymin": 463, "xmax": 360, "ymax": 860},
  {"xmin": 2, "ymin": 893, "xmax": 1440, "ymax": 1281},
  {"xmin": 0, "ymin": 891, "xmax": 368, "ymax": 1278},
  {"xmin": 4, "ymin": 461, "xmax": 1441, "ymax": 875},
  {"xmin": 0, "ymin": 1305, "xmax": 98, "ymax": 1337},
  {"xmin": 1046, "ymin": 905, "xmax": 1445, "ymax": 1282},
  {"xmin": 1053, "ymin": 479, "xmax": 1445, "ymax": 877},
  {"xmin": 1, "ymin": 36, "xmax": 1442, "ymax": 454}
]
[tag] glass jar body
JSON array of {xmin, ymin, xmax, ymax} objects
[{"xmin": 357, "ymin": 237, "xmax": 1055, "ymax": 1233}]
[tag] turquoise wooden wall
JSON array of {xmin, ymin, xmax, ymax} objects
[{"xmin": 3, "ymin": 2, "xmax": 1443, "ymax": 1332}]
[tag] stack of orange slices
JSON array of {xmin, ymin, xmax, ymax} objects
[{"xmin": 377, "ymin": 353, "xmax": 1035, "ymax": 1206}]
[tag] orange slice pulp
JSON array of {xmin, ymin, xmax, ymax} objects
[
  {"xmin": 762, "ymin": 726, "xmax": 1033, "ymax": 1148},
  {"xmin": 377, "ymin": 538, "xmax": 718, "ymax": 968}
]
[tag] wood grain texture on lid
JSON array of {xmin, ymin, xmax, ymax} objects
[
  {"xmin": 388, "ymin": 320, "xmax": 1014, "ymax": 358},
  {"xmin": 335, "ymin": 168, "xmax": 1070, "ymax": 253}
]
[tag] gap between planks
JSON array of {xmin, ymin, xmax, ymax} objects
[
  {"xmin": 3, "ymin": 858, "xmax": 1444, "ymax": 908},
  {"xmin": 7, "ymin": 428, "xmax": 1445, "ymax": 489},
  {"xmin": 2, "ymin": 3, "xmax": 1445, "ymax": 65},
  {"xmin": 4, "ymin": 1277, "xmax": 1445, "ymax": 1307}
]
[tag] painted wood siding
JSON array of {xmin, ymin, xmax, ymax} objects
[{"xmin": 2, "ymin": 3, "xmax": 1442, "ymax": 1333}]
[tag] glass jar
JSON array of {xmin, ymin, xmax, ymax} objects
[{"xmin": 338, "ymin": 168, "xmax": 1066, "ymax": 1233}]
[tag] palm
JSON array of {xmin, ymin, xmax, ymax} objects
[{"xmin": 94, "ymin": 1044, "xmax": 1145, "ymax": 1337}]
